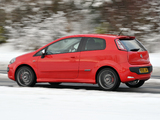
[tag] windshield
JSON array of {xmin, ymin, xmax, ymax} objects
[{"xmin": 120, "ymin": 39, "xmax": 146, "ymax": 52}]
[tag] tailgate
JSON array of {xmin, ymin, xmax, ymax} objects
[
  {"xmin": 119, "ymin": 38, "xmax": 150, "ymax": 65},
  {"xmin": 128, "ymin": 51, "xmax": 150, "ymax": 65}
]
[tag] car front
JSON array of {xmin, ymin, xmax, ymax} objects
[{"xmin": 7, "ymin": 51, "xmax": 37, "ymax": 81}]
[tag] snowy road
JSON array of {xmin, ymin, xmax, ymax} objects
[{"xmin": 0, "ymin": 73, "xmax": 160, "ymax": 94}]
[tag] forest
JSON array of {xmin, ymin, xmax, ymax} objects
[{"xmin": 0, "ymin": 0, "xmax": 159, "ymax": 52}]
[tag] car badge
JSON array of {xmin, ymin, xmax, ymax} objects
[{"xmin": 140, "ymin": 54, "xmax": 143, "ymax": 58}]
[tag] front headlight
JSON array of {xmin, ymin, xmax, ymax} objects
[{"xmin": 10, "ymin": 58, "xmax": 16, "ymax": 64}]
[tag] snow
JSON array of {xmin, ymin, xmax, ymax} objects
[
  {"xmin": 0, "ymin": 73, "xmax": 7, "ymax": 78},
  {"xmin": 0, "ymin": 86, "xmax": 159, "ymax": 120},
  {"xmin": 0, "ymin": 43, "xmax": 27, "ymax": 63},
  {"xmin": 150, "ymin": 53, "xmax": 160, "ymax": 67}
]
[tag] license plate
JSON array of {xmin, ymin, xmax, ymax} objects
[{"xmin": 139, "ymin": 68, "xmax": 148, "ymax": 73}]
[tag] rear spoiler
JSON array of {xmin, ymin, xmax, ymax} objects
[{"xmin": 117, "ymin": 36, "xmax": 135, "ymax": 40}]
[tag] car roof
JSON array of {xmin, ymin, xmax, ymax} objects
[
  {"xmin": 59, "ymin": 34, "xmax": 135, "ymax": 40},
  {"xmin": 35, "ymin": 34, "xmax": 135, "ymax": 52}
]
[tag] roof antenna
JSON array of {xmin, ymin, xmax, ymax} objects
[{"xmin": 118, "ymin": 29, "xmax": 123, "ymax": 36}]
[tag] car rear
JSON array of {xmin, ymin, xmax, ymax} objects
[{"xmin": 115, "ymin": 36, "xmax": 152, "ymax": 82}]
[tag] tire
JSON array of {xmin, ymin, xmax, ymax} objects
[
  {"xmin": 97, "ymin": 68, "xmax": 120, "ymax": 91},
  {"xmin": 125, "ymin": 80, "xmax": 145, "ymax": 88},
  {"xmin": 16, "ymin": 66, "xmax": 36, "ymax": 87},
  {"xmin": 49, "ymin": 82, "xmax": 61, "ymax": 86}
]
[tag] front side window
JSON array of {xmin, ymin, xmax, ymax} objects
[
  {"xmin": 84, "ymin": 37, "xmax": 106, "ymax": 51},
  {"xmin": 34, "ymin": 49, "xmax": 44, "ymax": 56},
  {"xmin": 46, "ymin": 37, "xmax": 82, "ymax": 55}
]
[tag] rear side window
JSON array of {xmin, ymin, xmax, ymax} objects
[
  {"xmin": 120, "ymin": 39, "xmax": 146, "ymax": 52},
  {"xmin": 84, "ymin": 38, "xmax": 106, "ymax": 51}
]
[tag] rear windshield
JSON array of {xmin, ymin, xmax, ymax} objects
[{"xmin": 120, "ymin": 39, "xmax": 146, "ymax": 52}]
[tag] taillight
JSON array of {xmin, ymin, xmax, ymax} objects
[{"xmin": 115, "ymin": 39, "xmax": 127, "ymax": 51}]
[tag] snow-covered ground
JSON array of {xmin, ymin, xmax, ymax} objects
[
  {"xmin": 0, "ymin": 43, "xmax": 160, "ymax": 120},
  {"xmin": 0, "ymin": 86, "xmax": 160, "ymax": 120}
]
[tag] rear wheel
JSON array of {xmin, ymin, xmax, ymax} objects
[
  {"xmin": 97, "ymin": 68, "xmax": 120, "ymax": 91},
  {"xmin": 49, "ymin": 82, "xmax": 61, "ymax": 86},
  {"xmin": 16, "ymin": 66, "xmax": 36, "ymax": 87},
  {"xmin": 125, "ymin": 80, "xmax": 145, "ymax": 88}
]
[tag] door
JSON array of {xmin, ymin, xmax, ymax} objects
[
  {"xmin": 79, "ymin": 37, "xmax": 106, "ymax": 79},
  {"xmin": 37, "ymin": 37, "xmax": 82, "ymax": 79}
]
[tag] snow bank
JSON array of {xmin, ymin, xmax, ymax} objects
[
  {"xmin": 0, "ymin": 73, "xmax": 7, "ymax": 78},
  {"xmin": 0, "ymin": 43, "xmax": 27, "ymax": 63},
  {"xmin": 0, "ymin": 86, "xmax": 160, "ymax": 120},
  {"xmin": 150, "ymin": 53, "xmax": 160, "ymax": 67},
  {"xmin": 0, "ymin": 43, "xmax": 160, "ymax": 66}
]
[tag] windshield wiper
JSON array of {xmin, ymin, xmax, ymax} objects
[{"xmin": 130, "ymin": 48, "xmax": 140, "ymax": 51}]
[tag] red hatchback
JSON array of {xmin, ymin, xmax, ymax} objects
[{"xmin": 7, "ymin": 34, "xmax": 152, "ymax": 90}]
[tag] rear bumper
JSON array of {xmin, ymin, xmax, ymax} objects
[
  {"xmin": 119, "ymin": 64, "xmax": 152, "ymax": 83},
  {"xmin": 129, "ymin": 66, "xmax": 152, "ymax": 74}
]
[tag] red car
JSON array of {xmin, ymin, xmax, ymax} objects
[{"xmin": 7, "ymin": 34, "xmax": 152, "ymax": 90}]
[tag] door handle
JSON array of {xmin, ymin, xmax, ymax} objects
[{"xmin": 70, "ymin": 56, "xmax": 76, "ymax": 58}]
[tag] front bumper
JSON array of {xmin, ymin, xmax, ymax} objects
[
  {"xmin": 7, "ymin": 64, "xmax": 16, "ymax": 81},
  {"xmin": 7, "ymin": 67, "xmax": 9, "ymax": 72}
]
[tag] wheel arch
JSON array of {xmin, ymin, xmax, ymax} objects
[
  {"xmin": 15, "ymin": 64, "xmax": 37, "ymax": 82},
  {"xmin": 95, "ymin": 66, "xmax": 120, "ymax": 83}
]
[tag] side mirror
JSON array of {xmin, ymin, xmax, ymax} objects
[{"xmin": 41, "ymin": 49, "xmax": 46, "ymax": 58}]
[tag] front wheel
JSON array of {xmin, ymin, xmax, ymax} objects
[
  {"xmin": 125, "ymin": 80, "xmax": 145, "ymax": 88},
  {"xmin": 16, "ymin": 66, "xmax": 36, "ymax": 87},
  {"xmin": 97, "ymin": 68, "xmax": 120, "ymax": 91}
]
